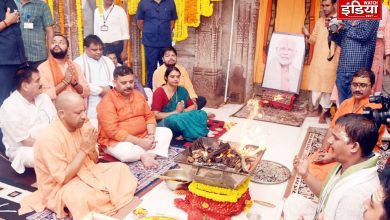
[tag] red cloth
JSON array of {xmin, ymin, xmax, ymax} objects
[
  {"xmin": 174, "ymin": 190, "xmax": 251, "ymax": 220},
  {"xmin": 151, "ymin": 87, "xmax": 194, "ymax": 111}
]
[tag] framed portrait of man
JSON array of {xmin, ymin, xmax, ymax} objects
[{"xmin": 262, "ymin": 32, "xmax": 305, "ymax": 94}]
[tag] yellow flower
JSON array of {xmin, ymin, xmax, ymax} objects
[
  {"xmin": 76, "ymin": 0, "xmax": 84, "ymax": 54},
  {"xmin": 188, "ymin": 177, "xmax": 250, "ymax": 203}
]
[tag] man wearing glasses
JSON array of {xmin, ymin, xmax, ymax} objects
[{"xmin": 306, "ymin": 68, "xmax": 386, "ymax": 182}]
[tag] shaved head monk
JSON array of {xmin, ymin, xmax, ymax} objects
[{"xmin": 19, "ymin": 91, "xmax": 137, "ymax": 219}]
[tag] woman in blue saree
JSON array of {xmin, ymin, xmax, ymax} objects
[{"xmin": 151, "ymin": 66, "xmax": 209, "ymax": 141}]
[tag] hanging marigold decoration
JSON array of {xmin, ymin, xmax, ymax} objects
[
  {"xmin": 115, "ymin": 0, "xmax": 122, "ymax": 5},
  {"xmin": 173, "ymin": 0, "xmax": 188, "ymax": 42},
  {"xmin": 58, "ymin": 0, "xmax": 65, "ymax": 35},
  {"xmin": 200, "ymin": 0, "xmax": 213, "ymax": 17},
  {"xmin": 47, "ymin": 0, "xmax": 54, "ymax": 18},
  {"xmin": 141, "ymin": 44, "xmax": 146, "ymax": 85},
  {"xmin": 76, "ymin": 0, "xmax": 84, "ymax": 54},
  {"xmin": 96, "ymin": 0, "xmax": 103, "ymax": 17},
  {"xmin": 128, "ymin": 0, "xmax": 141, "ymax": 15},
  {"xmin": 184, "ymin": 0, "xmax": 200, "ymax": 27}
]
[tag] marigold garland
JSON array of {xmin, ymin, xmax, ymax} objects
[
  {"xmin": 188, "ymin": 177, "xmax": 250, "ymax": 203},
  {"xmin": 200, "ymin": 0, "xmax": 213, "ymax": 17},
  {"xmin": 76, "ymin": 0, "xmax": 83, "ymax": 54},
  {"xmin": 141, "ymin": 43, "xmax": 146, "ymax": 85},
  {"xmin": 173, "ymin": 0, "xmax": 188, "ymax": 42},
  {"xmin": 58, "ymin": 0, "xmax": 65, "ymax": 35},
  {"xmin": 115, "ymin": 0, "xmax": 122, "ymax": 5},
  {"xmin": 184, "ymin": 0, "xmax": 200, "ymax": 27},
  {"xmin": 175, "ymin": 190, "xmax": 252, "ymax": 219},
  {"xmin": 96, "ymin": 0, "xmax": 103, "ymax": 17},
  {"xmin": 47, "ymin": 0, "xmax": 54, "ymax": 18},
  {"xmin": 128, "ymin": 0, "xmax": 141, "ymax": 15}
]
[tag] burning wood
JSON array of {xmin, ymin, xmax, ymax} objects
[{"xmin": 186, "ymin": 138, "xmax": 257, "ymax": 173}]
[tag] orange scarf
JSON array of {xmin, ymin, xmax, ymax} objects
[{"xmin": 48, "ymin": 55, "xmax": 78, "ymax": 86}]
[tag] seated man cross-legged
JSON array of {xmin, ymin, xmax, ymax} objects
[
  {"xmin": 19, "ymin": 91, "xmax": 137, "ymax": 219},
  {"xmin": 97, "ymin": 66, "xmax": 172, "ymax": 169},
  {"xmin": 151, "ymin": 66, "xmax": 209, "ymax": 141},
  {"xmin": 284, "ymin": 113, "xmax": 380, "ymax": 220},
  {"xmin": 0, "ymin": 67, "xmax": 57, "ymax": 174},
  {"xmin": 308, "ymin": 68, "xmax": 385, "ymax": 182}
]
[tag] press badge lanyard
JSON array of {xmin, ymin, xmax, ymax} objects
[
  {"xmin": 101, "ymin": 4, "xmax": 114, "ymax": 31},
  {"xmin": 24, "ymin": 14, "xmax": 34, "ymax": 29}
]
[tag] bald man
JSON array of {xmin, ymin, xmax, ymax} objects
[
  {"xmin": 263, "ymin": 39, "xmax": 301, "ymax": 93},
  {"xmin": 19, "ymin": 91, "xmax": 137, "ymax": 219}
]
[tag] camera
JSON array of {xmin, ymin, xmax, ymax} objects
[
  {"xmin": 328, "ymin": 17, "xmax": 342, "ymax": 34},
  {"xmin": 363, "ymin": 93, "xmax": 390, "ymax": 126}
]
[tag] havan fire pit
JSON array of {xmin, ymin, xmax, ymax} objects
[{"xmin": 174, "ymin": 137, "xmax": 266, "ymax": 189}]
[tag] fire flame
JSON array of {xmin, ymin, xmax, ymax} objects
[{"xmin": 236, "ymin": 98, "xmax": 267, "ymax": 154}]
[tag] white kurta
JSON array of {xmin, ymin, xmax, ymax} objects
[
  {"xmin": 74, "ymin": 54, "xmax": 115, "ymax": 120},
  {"xmin": 0, "ymin": 91, "xmax": 57, "ymax": 173}
]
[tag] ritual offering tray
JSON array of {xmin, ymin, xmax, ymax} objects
[{"xmin": 174, "ymin": 137, "xmax": 265, "ymax": 189}]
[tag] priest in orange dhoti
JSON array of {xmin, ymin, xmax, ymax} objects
[{"xmin": 19, "ymin": 91, "xmax": 137, "ymax": 220}]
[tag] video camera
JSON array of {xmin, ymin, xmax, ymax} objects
[
  {"xmin": 328, "ymin": 16, "xmax": 342, "ymax": 35},
  {"xmin": 363, "ymin": 93, "xmax": 390, "ymax": 126}
]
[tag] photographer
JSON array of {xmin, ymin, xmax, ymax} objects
[
  {"xmin": 303, "ymin": 0, "xmax": 339, "ymax": 124},
  {"xmin": 329, "ymin": 17, "xmax": 379, "ymax": 103}
]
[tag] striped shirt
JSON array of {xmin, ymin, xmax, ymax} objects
[{"xmin": 15, "ymin": 0, "xmax": 53, "ymax": 62}]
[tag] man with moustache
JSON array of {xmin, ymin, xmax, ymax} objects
[
  {"xmin": 284, "ymin": 114, "xmax": 380, "ymax": 220},
  {"xmin": 73, "ymin": 35, "xmax": 115, "ymax": 120},
  {"xmin": 97, "ymin": 66, "xmax": 172, "ymax": 169},
  {"xmin": 152, "ymin": 46, "xmax": 207, "ymax": 109},
  {"xmin": 307, "ymin": 68, "xmax": 386, "ymax": 182},
  {"xmin": 19, "ymin": 91, "xmax": 137, "ymax": 219},
  {"xmin": 0, "ymin": 67, "xmax": 56, "ymax": 174},
  {"xmin": 38, "ymin": 34, "xmax": 89, "ymax": 100}
]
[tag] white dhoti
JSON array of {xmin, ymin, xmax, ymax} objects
[
  {"xmin": 105, "ymin": 127, "xmax": 173, "ymax": 162},
  {"xmin": 283, "ymin": 194, "xmax": 318, "ymax": 220},
  {"xmin": 312, "ymin": 91, "xmax": 332, "ymax": 109},
  {"xmin": 6, "ymin": 146, "xmax": 34, "ymax": 174}
]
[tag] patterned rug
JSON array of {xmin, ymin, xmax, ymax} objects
[
  {"xmin": 231, "ymin": 91, "xmax": 309, "ymax": 127},
  {"xmin": 283, "ymin": 127, "xmax": 390, "ymax": 201},
  {"xmin": 251, "ymin": 160, "xmax": 291, "ymax": 184},
  {"xmin": 132, "ymin": 147, "xmax": 184, "ymax": 194},
  {"xmin": 0, "ymin": 179, "xmax": 34, "ymax": 220}
]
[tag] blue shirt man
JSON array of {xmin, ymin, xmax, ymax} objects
[
  {"xmin": 0, "ymin": 0, "xmax": 26, "ymax": 106},
  {"xmin": 331, "ymin": 20, "xmax": 379, "ymax": 103},
  {"xmin": 136, "ymin": 0, "xmax": 177, "ymax": 88}
]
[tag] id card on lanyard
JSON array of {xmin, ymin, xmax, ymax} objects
[
  {"xmin": 101, "ymin": 5, "xmax": 114, "ymax": 32},
  {"xmin": 24, "ymin": 14, "xmax": 33, "ymax": 29}
]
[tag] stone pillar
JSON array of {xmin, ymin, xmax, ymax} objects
[{"xmin": 192, "ymin": 2, "xmax": 224, "ymax": 107}]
